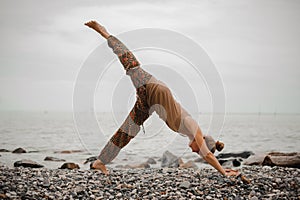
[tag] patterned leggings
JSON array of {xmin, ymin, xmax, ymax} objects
[{"xmin": 98, "ymin": 36, "xmax": 152, "ymax": 164}]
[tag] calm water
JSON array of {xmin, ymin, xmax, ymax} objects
[{"xmin": 0, "ymin": 111, "xmax": 299, "ymax": 169}]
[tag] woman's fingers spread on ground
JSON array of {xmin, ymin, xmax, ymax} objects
[
  {"xmin": 225, "ymin": 169, "xmax": 238, "ymax": 172},
  {"xmin": 225, "ymin": 169, "xmax": 240, "ymax": 176}
]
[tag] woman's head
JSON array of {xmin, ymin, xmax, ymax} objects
[
  {"xmin": 189, "ymin": 135, "xmax": 225, "ymax": 154},
  {"xmin": 215, "ymin": 140, "xmax": 224, "ymax": 152},
  {"xmin": 204, "ymin": 135, "xmax": 224, "ymax": 153}
]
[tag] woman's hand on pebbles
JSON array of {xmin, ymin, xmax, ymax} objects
[{"xmin": 225, "ymin": 169, "xmax": 240, "ymax": 176}]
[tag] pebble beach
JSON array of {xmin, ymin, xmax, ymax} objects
[
  {"xmin": 1, "ymin": 113, "xmax": 300, "ymax": 199},
  {"xmin": 0, "ymin": 165, "xmax": 299, "ymax": 200}
]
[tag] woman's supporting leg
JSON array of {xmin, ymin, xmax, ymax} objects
[
  {"xmin": 95, "ymin": 95, "xmax": 152, "ymax": 172},
  {"xmin": 97, "ymin": 113, "xmax": 140, "ymax": 165}
]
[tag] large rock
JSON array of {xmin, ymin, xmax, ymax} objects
[
  {"xmin": 0, "ymin": 149, "xmax": 10, "ymax": 152},
  {"xmin": 233, "ymin": 159, "xmax": 241, "ymax": 167},
  {"xmin": 124, "ymin": 163, "xmax": 150, "ymax": 169},
  {"xmin": 216, "ymin": 151, "xmax": 254, "ymax": 159},
  {"xmin": 219, "ymin": 158, "xmax": 242, "ymax": 167},
  {"xmin": 244, "ymin": 152, "xmax": 300, "ymax": 168},
  {"xmin": 194, "ymin": 157, "xmax": 205, "ymax": 163},
  {"xmin": 244, "ymin": 153, "xmax": 267, "ymax": 166},
  {"xmin": 262, "ymin": 152, "xmax": 300, "ymax": 168},
  {"xmin": 12, "ymin": 148, "xmax": 27, "ymax": 154},
  {"xmin": 59, "ymin": 162, "xmax": 80, "ymax": 169},
  {"xmin": 161, "ymin": 151, "xmax": 180, "ymax": 168},
  {"xmin": 54, "ymin": 150, "xmax": 83, "ymax": 154},
  {"xmin": 14, "ymin": 159, "xmax": 44, "ymax": 168},
  {"xmin": 44, "ymin": 156, "xmax": 66, "ymax": 162},
  {"xmin": 179, "ymin": 160, "xmax": 198, "ymax": 169},
  {"xmin": 146, "ymin": 158, "xmax": 157, "ymax": 164},
  {"xmin": 83, "ymin": 156, "xmax": 97, "ymax": 164}
]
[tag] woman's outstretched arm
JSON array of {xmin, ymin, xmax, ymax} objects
[
  {"xmin": 193, "ymin": 128, "xmax": 226, "ymax": 175},
  {"xmin": 193, "ymin": 128, "xmax": 239, "ymax": 176}
]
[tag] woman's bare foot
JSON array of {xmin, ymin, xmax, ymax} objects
[
  {"xmin": 84, "ymin": 20, "xmax": 110, "ymax": 39},
  {"xmin": 91, "ymin": 159, "xmax": 109, "ymax": 175}
]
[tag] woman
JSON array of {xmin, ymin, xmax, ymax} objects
[{"xmin": 85, "ymin": 20, "xmax": 238, "ymax": 176}]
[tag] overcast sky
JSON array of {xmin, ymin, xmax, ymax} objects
[{"xmin": 0, "ymin": 0, "xmax": 299, "ymax": 113}]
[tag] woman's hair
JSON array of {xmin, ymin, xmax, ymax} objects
[
  {"xmin": 204, "ymin": 135, "xmax": 225, "ymax": 153},
  {"xmin": 215, "ymin": 141, "xmax": 224, "ymax": 152}
]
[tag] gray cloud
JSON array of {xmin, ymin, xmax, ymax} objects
[{"xmin": 0, "ymin": 0, "xmax": 299, "ymax": 113}]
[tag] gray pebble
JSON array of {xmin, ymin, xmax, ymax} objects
[
  {"xmin": 179, "ymin": 181, "xmax": 191, "ymax": 189},
  {"xmin": 249, "ymin": 190, "xmax": 256, "ymax": 197},
  {"xmin": 116, "ymin": 192, "xmax": 122, "ymax": 197}
]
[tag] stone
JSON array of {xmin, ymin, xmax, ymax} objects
[
  {"xmin": 161, "ymin": 151, "xmax": 180, "ymax": 168},
  {"xmin": 83, "ymin": 156, "xmax": 97, "ymax": 164},
  {"xmin": 249, "ymin": 190, "xmax": 256, "ymax": 197},
  {"xmin": 44, "ymin": 156, "xmax": 66, "ymax": 162},
  {"xmin": 234, "ymin": 196, "xmax": 241, "ymax": 200},
  {"xmin": 131, "ymin": 189, "xmax": 137, "ymax": 194},
  {"xmin": 0, "ymin": 149, "xmax": 10, "ymax": 152},
  {"xmin": 116, "ymin": 193, "xmax": 122, "ymax": 197},
  {"xmin": 240, "ymin": 175, "xmax": 251, "ymax": 184},
  {"xmin": 59, "ymin": 162, "xmax": 80, "ymax": 170},
  {"xmin": 27, "ymin": 150, "xmax": 40, "ymax": 153},
  {"xmin": 14, "ymin": 159, "xmax": 44, "ymax": 168},
  {"xmin": 232, "ymin": 159, "xmax": 241, "ymax": 167},
  {"xmin": 220, "ymin": 160, "xmax": 233, "ymax": 168},
  {"xmin": 146, "ymin": 158, "xmax": 157, "ymax": 164},
  {"xmin": 179, "ymin": 181, "xmax": 191, "ymax": 189},
  {"xmin": 75, "ymin": 186, "xmax": 85, "ymax": 194},
  {"xmin": 250, "ymin": 196, "xmax": 258, "ymax": 200},
  {"xmin": 217, "ymin": 151, "xmax": 254, "ymax": 159},
  {"xmin": 244, "ymin": 153, "xmax": 268, "ymax": 165},
  {"xmin": 179, "ymin": 160, "xmax": 198, "ymax": 169},
  {"xmin": 262, "ymin": 152, "xmax": 300, "ymax": 168},
  {"xmin": 42, "ymin": 178, "xmax": 50, "ymax": 187},
  {"xmin": 125, "ymin": 162, "xmax": 150, "ymax": 169},
  {"xmin": 178, "ymin": 158, "xmax": 184, "ymax": 165},
  {"xmin": 194, "ymin": 157, "xmax": 204, "ymax": 163},
  {"xmin": 54, "ymin": 150, "xmax": 83, "ymax": 154},
  {"xmin": 12, "ymin": 147, "xmax": 27, "ymax": 153}
]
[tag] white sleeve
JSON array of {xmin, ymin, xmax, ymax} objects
[
  {"xmin": 182, "ymin": 116, "xmax": 198, "ymax": 140},
  {"xmin": 198, "ymin": 139, "xmax": 212, "ymax": 158}
]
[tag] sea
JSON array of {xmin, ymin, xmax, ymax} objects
[{"xmin": 0, "ymin": 111, "xmax": 299, "ymax": 170}]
